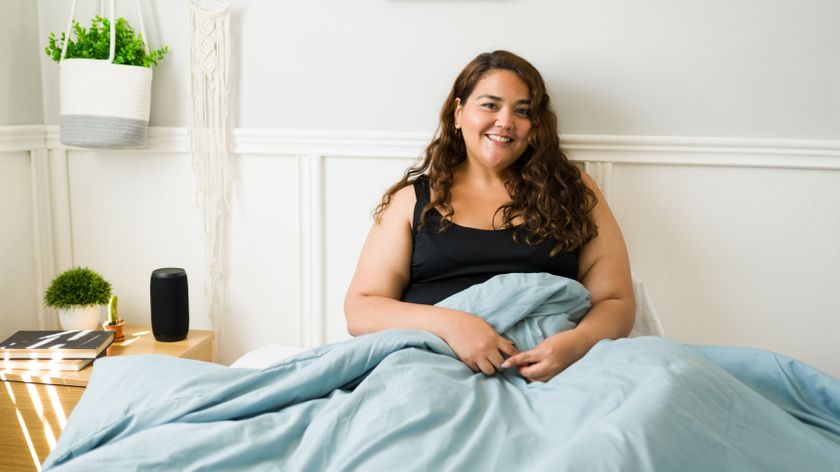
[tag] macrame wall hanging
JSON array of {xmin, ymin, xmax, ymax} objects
[{"xmin": 187, "ymin": 0, "xmax": 232, "ymax": 333}]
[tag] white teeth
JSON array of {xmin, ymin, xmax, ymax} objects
[{"xmin": 487, "ymin": 135, "xmax": 512, "ymax": 143}]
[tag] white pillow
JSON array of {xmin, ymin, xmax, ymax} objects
[
  {"xmin": 629, "ymin": 272, "xmax": 666, "ymax": 338},
  {"xmin": 229, "ymin": 344, "xmax": 306, "ymax": 369}
]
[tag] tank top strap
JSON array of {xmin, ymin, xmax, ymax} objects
[{"xmin": 412, "ymin": 176, "xmax": 430, "ymax": 231}]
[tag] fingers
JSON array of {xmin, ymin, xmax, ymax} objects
[
  {"xmin": 501, "ymin": 350, "xmax": 532, "ymax": 369},
  {"xmin": 502, "ymin": 351, "xmax": 553, "ymax": 382},
  {"xmin": 457, "ymin": 336, "xmax": 523, "ymax": 376},
  {"xmin": 489, "ymin": 350, "xmax": 505, "ymax": 372},
  {"xmin": 468, "ymin": 349, "xmax": 555, "ymax": 379},
  {"xmin": 476, "ymin": 358, "xmax": 497, "ymax": 376},
  {"xmin": 474, "ymin": 350, "xmax": 505, "ymax": 376},
  {"xmin": 518, "ymin": 360, "xmax": 561, "ymax": 383},
  {"xmin": 517, "ymin": 362, "xmax": 544, "ymax": 379},
  {"xmin": 498, "ymin": 338, "xmax": 519, "ymax": 358}
]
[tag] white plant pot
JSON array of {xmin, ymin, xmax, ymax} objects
[{"xmin": 58, "ymin": 306, "xmax": 102, "ymax": 331}]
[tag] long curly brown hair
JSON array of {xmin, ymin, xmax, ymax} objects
[{"xmin": 374, "ymin": 50, "xmax": 598, "ymax": 254}]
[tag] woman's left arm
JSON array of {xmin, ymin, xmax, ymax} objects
[{"xmin": 502, "ymin": 171, "xmax": 636, "ymax": 382}]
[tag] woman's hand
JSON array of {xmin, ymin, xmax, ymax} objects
[
  {"xmin": 501, "ymin": 329, "xmax": 593, "ymax": 382},
  {"xmin": 439, "ymin": 311, "xmax": 519, "ymax": 376}
]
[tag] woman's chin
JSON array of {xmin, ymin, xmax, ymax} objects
[
  {"xmin": 465, "ymin": 148, "xmax": 524, "ymax": 172},
  {"xmin": 481, "ymin": 153, "xmax": 519, "ymax": 170},
  {"xmin": 471, "ymin": 161, "xmax": 511, "ymax": 174}
]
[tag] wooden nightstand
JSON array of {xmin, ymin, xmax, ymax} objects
[{"xmin": 0, "ymin": 325, "xmax": 214, "ymax": 471}]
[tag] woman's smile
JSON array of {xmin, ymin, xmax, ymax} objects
[{"xmin": 486, "ymin": 133, "xmax": 514, "ymax": 144}]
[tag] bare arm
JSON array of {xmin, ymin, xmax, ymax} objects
[
  {"xmin": 344, "ymin": 185, "xmax": 517, "ymax": 375},
  {"xmin": 344, "ymin": 185, "xmax": 458, "ymax": 337},
  {"xmin": 569, "ymin": 171, "xmax": 636, "ymax": 345},
  {"xmin": 502, "ymin": 171, "xmax": 635, "ymax": 381}
]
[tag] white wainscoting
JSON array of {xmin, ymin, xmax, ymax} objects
[
  {"xmin": 0, "ymin": 149, "xmax": 39, "ymax": 335},
  {"xmin": 2, "ymin": 125, "xmax": 839, "ymax": 375}
]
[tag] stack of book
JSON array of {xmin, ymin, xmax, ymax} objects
[{"xmin": 0, "ymin": 330, "xmax": 115, "ymax": 372}]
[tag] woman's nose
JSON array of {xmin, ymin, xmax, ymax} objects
[{"xmin": 496, "ymin": 108, "xmax": 514, "ymax": 129}]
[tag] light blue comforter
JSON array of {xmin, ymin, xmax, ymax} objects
[{"xmin": 44, "ymin": 273, "xmax": 840, "ymax": 471}]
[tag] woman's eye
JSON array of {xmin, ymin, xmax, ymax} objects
[
  {"xmin": 481, "ymin": 102, "xmax": 498, "ymax": 110},
  {"xmin": 516, "ymin": 108, "xmax": 531, "ymax": 117}
]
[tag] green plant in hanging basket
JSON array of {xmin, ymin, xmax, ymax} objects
[
  {"xmin": 45, "ymin": 15, "xmax": 169, "ymax": 68},
  {"xmin": 44, "ymin": 267, "xmax": 113, "ymax": 310}
]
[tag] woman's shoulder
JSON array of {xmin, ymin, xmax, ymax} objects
[
  {"xmin": 393, "ymin": 182, "xmax": 418, "ymax": 201},
  {"xmin": 398, "ymin": 176, "xmax": 429, "ymax": 202},
  {"xmin": 380, "ymin": 182, "xmax": 417, "ymax": 226}
]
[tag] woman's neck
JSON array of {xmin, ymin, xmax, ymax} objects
[{"xmin": 453, "ymin": 162, "xmax": 509, "ymax": 192}]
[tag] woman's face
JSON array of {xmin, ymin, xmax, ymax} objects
[{"xmin": 454, "ymin": 69, "xmax": 532, "ymax": 173}]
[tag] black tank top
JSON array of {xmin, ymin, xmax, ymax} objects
[{"xmin": 400, "ymin": 176, "xmax": 579, "ymax": 305}]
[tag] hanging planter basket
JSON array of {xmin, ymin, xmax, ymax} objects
[
  {"xmin": 57, "ymin": 0, "xmax": 156, "ymax": 148},
  {"xmin": 60, "ymin": 60, "xmax": 152, "ymax": 148}
]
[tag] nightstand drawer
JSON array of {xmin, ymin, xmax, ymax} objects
[{"xmin": 0, "ymin": 380, "xmax": 84, "ymax": 470}]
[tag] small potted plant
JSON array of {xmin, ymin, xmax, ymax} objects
[
  {"xmin": 44, "ymin": 267, "xmax": 112, "ymax": 331},
  {"xmin": 103, "ymin": 295, "xmax": 126, "ymax": 342},
  {"xmin": 44, "ymin": 8, "xmax": 169, "ymax": 148}
]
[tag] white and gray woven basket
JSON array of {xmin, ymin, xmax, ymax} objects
[{"xmin": 59, "ymin": 0, "xmax": 154, "ymax": 148}]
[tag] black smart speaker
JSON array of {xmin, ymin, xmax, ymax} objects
[{"xmin": 150, "ymin": 268, "xmax": 189, "ymax": 342}]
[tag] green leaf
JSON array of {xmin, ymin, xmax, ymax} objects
[
  {"xmin": 44, "ymin": 267, "xmax": 112, "ymax": 309},
  {"xmin": 44, "ymin": 15, "xmax": 168, "ymax": 67}
]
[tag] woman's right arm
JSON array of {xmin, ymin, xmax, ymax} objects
[{"xmin": 343, "ymin": 185, "xmax": 517, "ymax": 375}]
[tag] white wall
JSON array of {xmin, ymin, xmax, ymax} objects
[
  {"xmin": 66, "ymin": 148, "xmax": 303, "ymax": 363},
  {"xmin": 35, "ymin": 0, "xmax": 840, "ymax": 138},
  {"xmin": 0, "ymin": 151, "xmax": 38, "ymax": 334},
  {"xmin": 0, "ymin": 1, "xmax": 42, "ymax": 335},
  {"xmin": 0, "ymin": 0, "xmax": 43, "ymax": 125},
  {"xmin": 2, "ymin": 2, "xmax": 838, "ymax": 374},
  {"xmin": 610, "ymin": 162, "xmax": 840, "ymax": 372}
]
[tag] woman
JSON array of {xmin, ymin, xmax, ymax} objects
[{"xmin": 344, "ymin": 50, "xmax": 635, "ymax": 382}]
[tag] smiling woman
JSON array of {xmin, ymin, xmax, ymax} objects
[{"xmin": 343, "ymin": 50, "xmax": 635, "ymax": 381}]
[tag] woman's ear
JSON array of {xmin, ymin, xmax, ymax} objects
[{"xmin": 453, "ymin": 98, "xmax": 463, "ymax": 129}]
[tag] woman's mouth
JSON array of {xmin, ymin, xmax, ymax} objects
[{"xmin": 486, "ymin": 134, "xmax": 513, "ymax": 143}]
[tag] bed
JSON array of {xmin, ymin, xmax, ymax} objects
[{"xmin": 43, "ymin": 273, "xmax": 840, "ymax": 471}]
